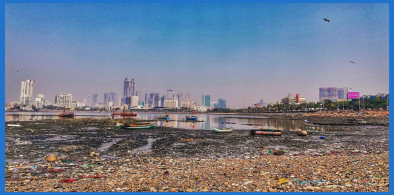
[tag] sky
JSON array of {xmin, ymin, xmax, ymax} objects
[{"xmin": 5, "ymin": 3, "xmax": 389, "ymax": 108}]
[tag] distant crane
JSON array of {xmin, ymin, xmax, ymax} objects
[{"xmin": 323, "ymin": 18, "xmax": 330, "ymax": 22}]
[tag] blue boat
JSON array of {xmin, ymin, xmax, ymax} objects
[
  {"xmin": 186, "ymin": 115, "xmax": 198, "ymax": 121},
  {"xmin": 158, "ymin": 115, "xmax": 170, "ymax": 120}
]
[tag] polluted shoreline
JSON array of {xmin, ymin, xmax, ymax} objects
[{"xmin": 5, "ymin": 118, "xmax": 389, "ymax": 192}]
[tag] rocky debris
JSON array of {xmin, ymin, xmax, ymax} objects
[
  {"xmin": 241, "ymin": 111, "xmax": 389, "ymax": 126},
  {"xmin": 4, "ymin": 118, "xmax": 389, "ymax": 192},
  {"xmin": 5, "ymin": 152, "xmax": 389, "ymax": 192}
]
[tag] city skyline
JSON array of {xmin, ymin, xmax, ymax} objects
[{"xmin": 5, "ymin": 4, "xmax": 389, "ymax": 108}]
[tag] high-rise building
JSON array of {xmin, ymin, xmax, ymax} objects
[
  {"xmin": 92, "ymin": 94, "xmax": 98, "ymax": 107},
  {"xmin": 337, "ymin": 87, "xmax": 348, "ymax": 100},
  {"xmin": 20, "ymin": 80, "xmax": 35, "ymax": 106},
  {"xmin": 111, "ymin": 93, "xmax": 117, "ymax": 106},
  {"xmin": 201, "ymin": 95, "xmax": 211, "ymax": 107},
  {"xmin": 161, "ymin": 96, "xmax": 166, "ymax": 107},
  {"xmin": 167, "ymin": 89, "xmax": 174, "ymax": 99},
  {"xmin": 135, "ymin": 91, "xmax": 142, "ymax": 105},
  {"xmin": 154, "ymin": 93, "xmax": 160, "ymax": 107},
  {"xmin": 130, "ymin": 96, "xmax": 139, "ymax": 107},
  {"xmin": 287, "ymin": 93, "xmax": 294, "ymax": 98},
  {"xmin": 319, "ymin": 87, "xmax": 338, "ymax": 102},
  {"xmin": 164, "ymin": 97, "xmax": 178, "ymax": 108},
  {"xmin": 177, "ymin": 92, "xmax": 185, "ymax": 107},
  {"xmin": 104, "ymin": 92, "xmax": 117, "ymax": 108},
  {"xmin": 149, "ymin": 93, "xmax": 155, "ymax": 107},
  {"xmin": 145, "ymin": 93, "xmax": 148, "ymax": 107},
  {"xmin": 123, "ymin": 78, "xmax": 135, "ymax": 98},
  {"xmin": 218, "ymin": 99, "xmax": 226, "ymax": 108},
  {"xmin": 55, "ymin": 94, "xmax": 73, "ymax": 108},
  {"xmin": 259, "ymin": 100, "xmax": 266, "ymax": 107}
]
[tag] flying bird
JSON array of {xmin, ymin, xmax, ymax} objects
[
  {"xmin": 323, "ymin": 18, "xmax": 330, "ymax": 22},
  {"xmin": 350, "ymin": 61, "xmax": 355, "ymax": 64},
  {"xmin": 17, "ymin": 70, "xmax": 19, "ymax": 72}
]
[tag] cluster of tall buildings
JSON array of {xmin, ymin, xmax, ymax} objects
[
  {"xmin": 319, "ymin": 87, "xmax": 348, "ymax": 102},
  {"xmin": 14, "ymin": 78, "xmax": 229, "ymax": 110}
]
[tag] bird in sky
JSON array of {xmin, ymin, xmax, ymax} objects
[
  {"xmin": 323, "ymin": 18, "xmax": 330, "ymax": 22},
  {"xmin": 350, "ymin": 61, "xmax": 355, "ymax": 64},
  {"xmin": 17, "ymin": 70, "xmax": 19, "ymax": 72}
]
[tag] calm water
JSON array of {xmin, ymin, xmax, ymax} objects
[{"xmin": 5, "ymin": 112, "xmax": 323, "ymax": 131}]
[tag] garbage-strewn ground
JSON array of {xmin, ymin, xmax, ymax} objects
[{"xmin": 5, "ymin": 118, "xmax": 389, "ymax": 192}]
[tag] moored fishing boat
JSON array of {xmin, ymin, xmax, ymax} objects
[
  {"xmin": 59, "ymin": 106, "xmax": 74, "ymax": 118},
  {"xmin": 186, "ymin": 115, "xmax": 198, "ymax": 121},
  {"xmin": 214, "ymin": 127, "xmax": 233, "ymax": 133},
  {"xmin": 59, "ymin": 112, "xmax": 75, "ymax": 118},
  {"xmin": 158, "ymin": 115, "xmax": 170, "ymax": 120},
  {"xmin": 111, "ymin": 107, "xmax": 137, "ymax": 118},
  {"xmin": 250, "ymin": 128, "xmax": 282, "ymax": 136},
  {"xmin": 120, "ymin": 122, "xmax": 156, "ymax": 130}
]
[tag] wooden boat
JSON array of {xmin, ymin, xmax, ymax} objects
[
  {"xmin": 250, "ymin": 129, "xmax": 282, "ymax": 136},
  {"xmin": 112, "ymin": 112, "xmax": 137, "ymax": 117},
  {"xmin": 59, "ymin": 112, "xmax": 75, "ymax": 118},
  {"xmin": 214, "ymin": 127, "xmax": 233, "ymax": 133},
  {"xmin": 186, "ymin": 115, "xmax": 198, "ymax": 121},
  {"xmin": 120, "ymin": 122, "xmax": 156, "ymax": 130},
  {"xmin": 111, "ymin": 107, "xmax": 137, "ymax": 118},
  {"xmin": 59, "ymin": 106, "xmax": 74, "ymax": 118},
  {"xmin": 158, "ymin": 115, "xmax": 170, "ymax": 120}
]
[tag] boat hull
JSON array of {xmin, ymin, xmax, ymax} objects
[
  {"xmin": 59, "ymin": 113, "xmax": 74, "ymax": 118},
  {"xmin": 112, "ymin": 113, "xmax": 137, "ymax": 117},
  {"xmin": 214, "ymin": 128, "xmax": 233, "ymax": 133},
  {"xmin": 250, "ymin": 130, "xmax": 282, "ymax": 136},
  {"xmin": 120, "ymin": 122, "xmax": 156, "ymax": 130},
  {"xmin": 186, "ymin": 118, "xmax": 198, "ymax": 121},
  {"xmin": 158, "ymin": 117, "xmax": 170, "ymax": 120}
]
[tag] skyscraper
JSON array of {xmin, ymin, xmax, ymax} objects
[
  {"xmin": 20, "ymin": 80, "xmax": 35, "ymax": 106},
  {"xmin": 104, "ymin": 93, "xmax": 109, "ymax": 107},
  {"xmin": 135, "ymin": 91, "xmax": 142, "ymax": 105},
  {"xmin": 202, "ymin": 95, "xmax": 211, "ymax": 107},
  {"xmin": 319, "ymin": 87, "xmax": 338, "ymax": 102},
  {"xmin": 92, "ymin": 94, "xmax": 98, "ymax": 107},
  {"xmin": 161, "ymin": 96, "xmax": 166, "ymax": 107},
  {"xmin": 337, "ymin": 87, "xmax": 348, "ymax": 100},
  {"xmin": 104, "ymin": 93, "xmax": 117, "ymax": 108},
  {"xmin": 149, "ymin": 93, "xmax": 155, "ymax": 107},
  {"xmin": 145, "ymin": 93, "xmax": 148, "ymax": 107},
  {"xmin": 167, "ymin": 89, "xmax": 174, "ymax": 99},
  {"xmin": 154, "ymin": 93, "xmax": 160, "ymax": 107},
  {"xmin": 123, "ymin": 78, "xmax": 135, "ymax": 98},
  {"xmin": 218, "ymin": 99, "xmax": 226, "ymax": 108}
]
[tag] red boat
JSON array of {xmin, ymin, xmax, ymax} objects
[
  {"xmin": 111, "ymin": 107, "xmax": 137, "ymax": 118},
  {"xmin": 59, "ymin": 106, "xmax": 74, "ymax": 118}
]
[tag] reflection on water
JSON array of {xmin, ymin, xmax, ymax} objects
[{"xmin": 5, "ymin": 112, "xmax": 325, "ymax": 131}]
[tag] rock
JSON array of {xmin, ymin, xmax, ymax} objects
[
  {"xmin": 46, "ymin": 155, "xmax": 57, "ymax": 162},
  {"xmin": 169, "ymin": 188, "xmax": 177, "ymax": 192}
]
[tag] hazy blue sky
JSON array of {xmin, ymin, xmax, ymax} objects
[{"xmin": 5, "ymin": 3, "xmax": 389, "ymax": 108}]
